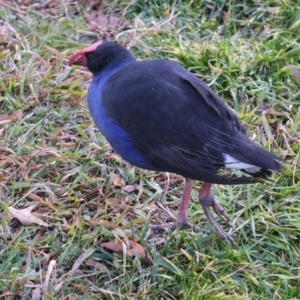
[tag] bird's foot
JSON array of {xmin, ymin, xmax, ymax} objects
[
  {"xmin": 211, "ymin": 197, "xmax": 232, "ymax": 227},
  {"xmin": 149, "ymin": 222, "xmax": 200, "ymax": 232},
  {"xmin": 199, "ymin": 184, "xmax": 235, "ymax": 244},
  {"xmin": 149, "ymin": 201, "xmax": 200, "ymax": 232}
]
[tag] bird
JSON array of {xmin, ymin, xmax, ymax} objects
[{"xmin": 69, "ymin": 41, "xmax": 282, "ymax": 243}]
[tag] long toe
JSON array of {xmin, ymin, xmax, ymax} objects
[
  {"xmin": 212, "ymin": 198, "xmax": 233, "ymax": 227},
  {"xmin": 149, "ymin": 201, "xmax": 199, "ymax": 232},
  {"xmin": 154, "ymin": 201, "xmax": 177, "ymax": 221},
  {"xmin": 199, "ymin": 182, "xmax": 235, "ymax": 243},
  {"xmin": 149, "ymin": 222, "xmax": 200, "ymax": 232},
  {"xmin": 201, "ymin": 205, "xmax": 235, "ymax": 243},
  {"xmin": 149, "ymin": 222, "xmax": 177, "ymax": 231}
]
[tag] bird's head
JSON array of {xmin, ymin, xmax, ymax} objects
[{"xmin": 69, "ymin": 41, "xmax": 135, "ymax": 74}]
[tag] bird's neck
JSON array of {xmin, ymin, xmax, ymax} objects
[{"xmin": 91, "ymin": 54, "xmax": 136, "ymax": 76}]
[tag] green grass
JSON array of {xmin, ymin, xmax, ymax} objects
[{"xmin": 0, "ymin": 0, "xmax": 300, "ymax": 299}]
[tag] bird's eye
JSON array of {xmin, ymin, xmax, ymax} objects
[{"xmin": 86, "ymin": 52, "xmax": 93, "ymax": 59}]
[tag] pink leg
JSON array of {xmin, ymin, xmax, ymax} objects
[
  {"xmin": 176, "ymin": 178, "xmax": 193, "ymax": 226},
  {"xmin": 199, "ymin": 182, "xmax": 234, "ymax": 243},
  {"xmin": 149, "ymin": 178, "xmax": 199, "ymax": 231}
]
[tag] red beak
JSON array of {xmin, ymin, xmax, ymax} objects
[{"xmin": 69, "ymin": 41, "xmax": 103, "ymax": 67}]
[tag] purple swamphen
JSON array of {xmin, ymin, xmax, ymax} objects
[{"xmin": 69, "ymin": 41, "xmax": 282, "ymax": 242}]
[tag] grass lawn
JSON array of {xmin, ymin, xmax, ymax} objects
[{"xmin": 0, "ymin": 0, "xmax": 300, "ymax": 299}]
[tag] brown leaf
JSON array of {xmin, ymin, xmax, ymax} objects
[
  {"xmin": 127, "ymin": 240, "xmax": 153, "ymax": 263},
  {"xmin": 124, "ymin": 184, "xmax": 138, "ymax": 193},
  {"xmin": 100, "ymin": 239, "xmax": 153, "ymax": 263},
  {"xmin": 84, "ymin": 10, "xmax": 123, "ymax": 33},
  {"xmin": 289, "ymin": 65, "xmax": 300, "ymax": 85},
  {"xmin": 100, "ymin": 240, "xmax": 123, "ymax": 252},
  {"xmin": 27, "ymin": 193, "xmax": 56, "ymax": 209},
  {"xmin": 111, "ymin": 173, "xmax": 125, "ymax": 187},
  {"xmin": 0, "ymin": 111, "xmax": 22, "ymax": 125},
  {"xmin": 108, "ymin": 153, "xmax": 126, "ymax": 165},
  {"xmin": 85, "ymin": 259, "xmax": 109, "ymax": 272},
  {"xmin": 8, "ymin": 205, "xmax": 49, "ymax": 227}
]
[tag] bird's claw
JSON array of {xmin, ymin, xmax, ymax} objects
[
  {"xmin": 212, "ymin": 199, "xmax": 233, "ymax": 228},
  {"xmin": 149, "ymin": 222, "xmax": 200, "ymax": 232},
  {"xmin": 199, "ymin": 192, "xmax": 235, "ymax": 244},
  {"xmin": 149, "ymin": 201, "xmax": 200, "ymax": 232}
]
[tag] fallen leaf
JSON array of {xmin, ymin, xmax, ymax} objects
[
  {"xmin": 289, "ymin": 65, "xmax": 300, "ymax": 85},
  {"xmin": 100, "ymin": 239, "xmax": 153, "ymax": 263},
  {"xmin": 43, "ymin": 260, "xmax": 56, "ymax": 291},
  {"xmin": 77, "ymin": 0, "xmax": 103, "ymax": 10},
  {"xmin": 69, "ymin": 248, "xmax": 95, "ymax": 276},
  {"xmin": 108, "ymin": 153, "xmax": 126, "ymax": 164},
  {"xmin": 127, "ymin": 240, "xmax": 153, "ymax": 263},
  {"xmin": 100, "ymin": 240, "xmax": 123, "ymax": 252},
  {"xmin": 257, "ymin": 26, "xmax": 271, "ymax": 40},
  {"xmin": 85, "ymin": 259, "xmax": 109, "ymax": 272},
  {"xmin": 0, "ymin": 1, "xmax": 25, "ymax": 15},
  {"xmin": 124, "ymin": 184, "xmax": 138, "ymax": 193},
  {"xmin": 8, "ymin": 205, "xmax": 49, "ymax": 227},
  {"xmin": 32, "ymin": 286, "xmax": 42, "ymax": 300},
  {"xmin": 84, "ymin": 10, "xmax": 123, "ymax": 33},
  {"xmin": 111, "ymin": 173, "xmax": 125, "ymax": 187},
  {"xmin": 0, "ymin": 111, "xmax": 22, "ymax": 125}
]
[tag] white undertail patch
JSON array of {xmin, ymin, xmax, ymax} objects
[{"xmin": 223, "ymin": 154, "xmax": 261, "ymax": 174}]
